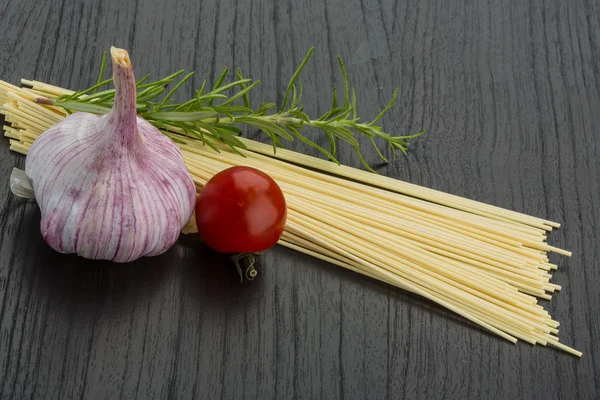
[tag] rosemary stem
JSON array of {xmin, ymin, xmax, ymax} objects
[
  {"xmin": 48, "ymin": 47, "xmax": 423, "ymax": 170},
  {"xmin": 202, "ymin": 115, "xmax": 304, "ymax": 126}
]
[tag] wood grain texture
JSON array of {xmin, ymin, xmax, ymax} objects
[{"xmin": 1, "ymin": 0, "xmax": 599, "ymax": 398}]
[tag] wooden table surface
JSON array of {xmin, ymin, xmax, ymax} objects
[{"xmin": 1, "ymin": 0, "xmax": 599, "ymax": 398}]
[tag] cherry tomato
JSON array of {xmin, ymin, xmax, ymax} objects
[{"xmin": 195, "ymin": 166, "xmax": 287, "ymax": 254}]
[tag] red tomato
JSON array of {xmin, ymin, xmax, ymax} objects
[{"xmin": 195, "ymin": 166, "xmax": 287, "ymax": 254}]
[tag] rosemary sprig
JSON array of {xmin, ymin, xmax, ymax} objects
[{"xmin": 50, "ymin": 48, "xmax": 424, "ymax": 171}]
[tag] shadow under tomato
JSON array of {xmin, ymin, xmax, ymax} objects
[{"xmin": 177, "ymin": 232, "xmax": 265, "ymax": 312}]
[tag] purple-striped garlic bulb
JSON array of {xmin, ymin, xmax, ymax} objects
[{"xmin": 12, "ymin": 47, "xmax": 196, "ymax": 262}]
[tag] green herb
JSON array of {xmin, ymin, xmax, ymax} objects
[{"xmin": 49, "ymin": 47, "xmax": 424, "ymax": 171}]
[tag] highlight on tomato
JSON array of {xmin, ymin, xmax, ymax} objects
[{"xmin": 195, "ymin": 166, "xmax": 287, "ymax": 281}]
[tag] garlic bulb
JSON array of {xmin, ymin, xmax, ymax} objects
[{"xmin": 13, "ymin": 47, "xmax": 196, "ymax": 262}]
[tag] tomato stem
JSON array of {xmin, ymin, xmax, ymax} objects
[{"xmin": 231, "ymin": 252, "xmax": 260, "ymax": 282}]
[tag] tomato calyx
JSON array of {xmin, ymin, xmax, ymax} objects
[{"xmin": 231, "ymin": 252, "xmax": 261, "ymax": 283}]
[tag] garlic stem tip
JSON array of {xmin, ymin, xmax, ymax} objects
[{"xmin": 110, "ymin": 46, "xmax": 131, "ymax": 67}]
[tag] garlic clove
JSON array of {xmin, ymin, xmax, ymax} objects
[
  {"xmin": 10, "ymin": 167, "xmax": 34, "ymax": 198},
  {"xmin": 21, "ymin": 47, "xmax": 197, "ymax": 262},
  {"xmin": 181, "ymin": 210, "xmax": 199, "ymax": 234}
]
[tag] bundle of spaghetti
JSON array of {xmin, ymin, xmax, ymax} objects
[{"xmin": 0, "ymin": 79, "xmax": 581, "ymax": 357}]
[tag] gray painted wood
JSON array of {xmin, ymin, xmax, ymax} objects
[{"xmin": 0, "ymin": 0, "xmax": 598, "ymax": 398}]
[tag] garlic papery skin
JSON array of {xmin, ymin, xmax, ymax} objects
[{"xmin": 21, "ymin": 47, "xmax": 196, "ymax": 262}]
